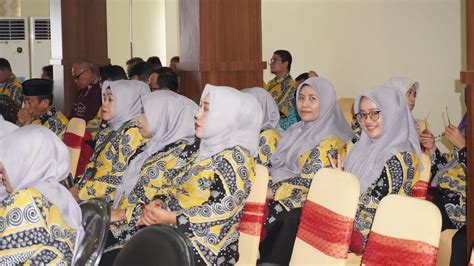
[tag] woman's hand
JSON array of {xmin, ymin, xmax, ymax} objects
[
  {"xmin": 445, "ymin": 125, "xmax": 465, "ymax": 149},
  {"xmin": 328, "ymin": 153, "xmax": 344, "ymax": 171},
  {"xmin": 420, "ymin": 128, "xmax": 437, "ymax": 153},
  {"xmin": 110, "ymin": 208, "xmax": 126, "ymax": 223},
  {"xmin": 137, "ymin": 199, "xmax": 177, "ymax": 226}
]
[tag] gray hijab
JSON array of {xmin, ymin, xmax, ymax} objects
[
  {"xmin": 102, "ymin": 80, "xmax": 151, "ymax": 130},
  {"xmin": 344, "ymin": 86, "xmax": 422, "ymax": 194},
  {"xmin": 0, "ymin": 115, "xmax": 18, "ymax": 138},
  {"xmin": 270, "ymin": 77, "xmax": 353, "ymax": 183},
  {"xmin": 242, "ymin": 87, "xmax": 280, "ymax": 130},
  {"xmin": 197, "ymin": 84, "xmax": 263, "ymax": 161},
  {"xmin": 0, "ymin": 125, "xmax": 84, "ymax": 261},
  {"xmin": 113, "ymin": 90, "xmax": 198, "ymax": 208},
  {"xmin": 384, "ymin": 76, "xmax": 419, "ymax": 95}
]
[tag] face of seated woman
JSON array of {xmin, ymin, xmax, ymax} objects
[
  {"xmin": 0, "ymin": 162, "xmax": 13, "ymax": 193},
  {"xmin": 195, "ymin": 94, "xmax": 210, "ymax": 139},
  {"xmin": 405, "ymin": 85, "xmax": 417, "ymax": 111},
  {"xmin": 101, "ymin": 88, "xmax": 116, "ymax": 121},
  {"xmin": 137, "ymin": 113, "xmax": 152, "ymax": 138},
  {"xmin": 296, "ymin": 85, "xmax": 320, "ymax": 122},
  {"xmin": 359, "ymin": 96, "xmax": 384, "ymax": 139}
]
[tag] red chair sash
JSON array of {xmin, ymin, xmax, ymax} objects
[
  {"xmin": 238, "ymin": 202, "xmax": 266, "ymax": 236},
  {"xmin": 412, "ymin": 180, "xmax": 429, "ymax": 199},
  {"xmin": 296, "ymin": 200, "xmax": 354, "ymax": 259},
  {"xmin": 362, "ymin": 231, "xmax": 438, "ymax": 266},
  {"xmin": 63, "ymin": 132, "xmax": 83, "ymax": 149}
]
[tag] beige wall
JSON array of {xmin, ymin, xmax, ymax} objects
[
  {"xmin": 20, "ymin": 0, "xmax": 49, "ymax": 17},
  {"xmin": 262, "ymin": 0, "xmax": 464, "ymax": 150}
]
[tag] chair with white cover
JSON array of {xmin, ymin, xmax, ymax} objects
[
  {"xmin": 63, "ymin": 117, "xmax": 86, "ymax": 177},
  {"xmin": 469, "ymin": 247, "xmax": 474, "ymax": 266},
  {"xmin": 290, "ymin": 168, "xmax": 360, "ymax": 265},
  {"xmin": 361, "ymin": 194, "xmax": 442, "ymax": 266},
  {"xmin": 236, "ymin": 164, "xmax": 269, "ymax": 266},
  {"xmin": 436, "ymin": 229, "xmax": 459, "ymax": 266},
  {"xmin": 337, "ymin": 98, "xmax": 355, "ymax": 125}
]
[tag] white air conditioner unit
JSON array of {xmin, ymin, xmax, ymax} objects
[
  {"xmin": 0, "ymin": 17, "xmax": 30, "ymax": 80},
  {"xmin": 29, "ymin": 17, "xmax": 51, "ymax": 79}
]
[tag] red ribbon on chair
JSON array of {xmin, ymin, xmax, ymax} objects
[
  {"xmin": 412, "ymin": 180, "xmax": 429, "ymax": 199},
  {"xmin": 238, "ymin": 202, "xmax": 267, "ymax": 236},
  {"xmin": 63, "ymin": 132, "xmax": 83, "ymax": 149},
  {"xmin": 362, "ymin": 231, "xmax": 438, "ymax": 266},
  {"xmin": 296, "ymin": 200, "xmax": 354, "ymax": 259}
]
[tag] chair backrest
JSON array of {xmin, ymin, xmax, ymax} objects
[
  {"xmin": 236, "ymin": 164, "xmax": 269, "ymax": 266},
  {"xmin": 290, "ymin": 168, "xmax": 360, "ymax": 265},
  {"xmin": 114, "ymin": 225, "xmax": 195, "ymax": 266},
  {"xmin": 338, "ymin": 98, "xmax": 355, "ymax": 124},
  {"xmin": 64, "ymin": 118, "xmax": 86, "ymax": 177},
  {"xmin": 416, "ymin": 118, "xmax": 427, "ymax": 134},
  {"xmin": 436, "ymin": 229, "xmax": 458, "ymax": 266},
  {"xmin": 469, "ymin": 247, "xmax": 474, "ymax": 266},
  {"xmin": 412, "ymin": 152, "xmax": 431, "ymax": 199},
  {"xmin": 362, "ymin": 194, "xmax": 442, "ymax": 266},
  {"xmin": 75, "ymin": 198, "xmax": 110, "ymax": 266}
]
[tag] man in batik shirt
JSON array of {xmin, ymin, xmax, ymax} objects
[
  {"xmin": 0, "ymin": 58, "xmax": 23, "ymax": 107},
  {"xmin": 264, "ymin": 50, "xmax": 300, "ymax": 130},
  {"xmin": 17, "ymin": 79, "xmax": 68, "ymax": 138}
]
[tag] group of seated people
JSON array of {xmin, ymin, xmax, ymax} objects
[{"xmin": 0, "ymin": 51, "xmax": 467, "ymax": 265}]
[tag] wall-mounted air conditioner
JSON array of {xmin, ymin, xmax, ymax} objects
[
  {"xmin": 0, "ymin": 17, "xmax": 30, "ymax": 80},
  {"xmin": 29, "ymin": 17, "xmax": 51, "ymax": 78}
]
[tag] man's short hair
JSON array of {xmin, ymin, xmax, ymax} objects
[
  {"xmin": 273, "ymin": 50, "xmax": 292, "ymax": 72},
  {"xmin": 154, "ymin": 67, "xmax": 179, "ymax": 92},
  {"xmin": 170, "ymin": 56, "xmax": 180, "ymax": 63},
  {"xmin": 146, "ymin": 56, "xmax": 162, "ymax": 70},
  {"xmin": 0, "ymin": 58, "xmax": 12, "ymax": 71},
  {"xmin": 295, "ymin": 72, "xmax": 309, "ymax": 83},
  {"xmin": 100, "ymin": 65, "xmax": 127, "ymax": 81},
  {"xmin": 129, "ymin": 62, "xmax": 153, "ymax": 83},
  {"xmin": 42, "ymin": 65, "xmax": 53, "ymax": 80},
  {"xmin": 0, "ymin": 94, "xmax": 19, "ymax": 122},
  {"xmin": 38, "ymin": 94, "xmax": 53, "ymax": 106}
]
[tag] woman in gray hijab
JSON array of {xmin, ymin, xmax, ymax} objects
[
  {"xmin": 99, "ymin": 90, "xmax": 200, "ymax": 262},
  {"xmin": 242, "ymin": 87, "xmax": 281, "ymax": 168},
  {"xmin": 0, "ymin": 125, "xmax": 84, "ymax": 265},
  {"xmin": 341, "ymin": 86, "xmax": 422, "ymax": 254},
  {"xmin": 259, "ymin": 77, "xmax": 353, "ymax": 265},
  {"xmin": 137, "ymin": 84, "xmax": 263, "ymax": 265},
  {"xmin": 77, "ymin": 80, "xmax": 150, "ymax": 204}
]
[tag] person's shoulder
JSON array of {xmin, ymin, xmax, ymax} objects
[{"xmin": 261, "ymin": 128, "xmax": 281, "ymax": 139}]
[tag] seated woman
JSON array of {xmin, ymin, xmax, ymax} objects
[
  {"xmin": 242, "ymin": 87, "xmax": 281, "ymax": 168},
  {"xmin": 0, "ymin": 125, "xmax": 83, "ymax": 265},
  {"xmin": 101, "ymin": 90, "xmax": 199, "ymax": 256},
  {"xmin": 340, "ymin": 86, "xmax": 421, "ymax": 254},
  {"xmin": 77, "ymin": 80, "xmax": 150, "ymax": 204},
  {"xmin": 258, "ymin": 77, "xmax": 353, "ymax": 265},
  {"xmin": 137, "ymin": 84, "xmax": 263, "ymax": 265}
]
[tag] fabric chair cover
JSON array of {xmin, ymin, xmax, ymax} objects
[
  {"xmin": 290, "ymin": 168, "xmax": 360, "ymax": 265},
  {"xmin": 362, "ymin": 195, "xmax": 441, "ymax": 266},
  {"xmin": 63, "ymin": 117, "xmax": 86, "ymax": 177}
]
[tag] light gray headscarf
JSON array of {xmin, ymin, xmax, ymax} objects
[
  {"xmin": 0, "ymin": 115, "xmax": 18, "ymax": 138},
  {"xmin": 270, "ymin": 77, "xmax": 353, "ymax": 183},
  {"xmin": 384, "ymin": 76, "xmax": 420, "ymax": 95},
  {"xmin": 102, "ymin": 80, "xmax": 151, "ymax": 130},
  {"xmin": 0, "ymin": 125, "xmax": 84, "ymax": 261},
  {"xmin": 242, "ymin": 87, "xmax": 280, "ymax": 130},
  {"xmin": 197, "ymin": 84, "xmax": 263, "ymax": 161},
  {"xmin": 113, "ymin": 90, "xmax": 198, "ymax": 208},
  {"xmin": 344, "ymin": 86, "xmax": 422, "ymax": 194}
]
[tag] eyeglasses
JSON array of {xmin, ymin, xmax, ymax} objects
[
  {"xmin": 72, "ymin": 69, "xmax": 89, "ymax": 80},
  {"xmin": 268, "ymin": 58, "xmax": 284, "ymax": 65},
  {"xmin": 355, "ymin": 110, "xmax": 381, "ymax": 122}
]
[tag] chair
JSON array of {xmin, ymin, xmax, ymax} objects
[
  {"xmin": 416, "ymin": 118, "xmax": 427, "ymax": 134},
  {"xmin": 361, "ymin": 195, "xmax": 442, "ymax": 266},
  {"xmin": 236, "ymin": 164, "xmax": 269, "ymax": 266},
  {"xmin": 75, "ymin": 198, "xmax": 111, "ymax": 266},
  {"xmin": 114, "ymin": 225, "xmax": 196, "ymax": 266},
  {"xmin": 469, "ymin": 247, "xmax": 474, "ymax": 266},
  {"xmin": 290, "ymin": 168, "xmax": 360, "ymax": 265},
  {"xmin": 337, "ymin": 98, "xmax": 355, "ymax": 124},
  {"xmin": 412, "ymin": 153, "xmax": 431, "ymax": 199},
  {"xmin": 63, "ymin": 117, "xmax": 86, "ymax": 177}
]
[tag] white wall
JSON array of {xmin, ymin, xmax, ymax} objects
[
  {"xmin": 262, "ymin": 0, "xmax": 465, "ymax": 150},
  {"xmin": 20, "ymin": 0, "xmax": 49, "ymax": 17}
]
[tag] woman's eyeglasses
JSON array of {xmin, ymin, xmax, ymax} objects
[{"xmin": 355, "ymin": 110, "xmax": 381, "ymax": 122}]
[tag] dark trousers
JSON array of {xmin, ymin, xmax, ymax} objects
[{"xmin": 258, "ymin": 208, "xmax": 302, "ymax": 265}]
